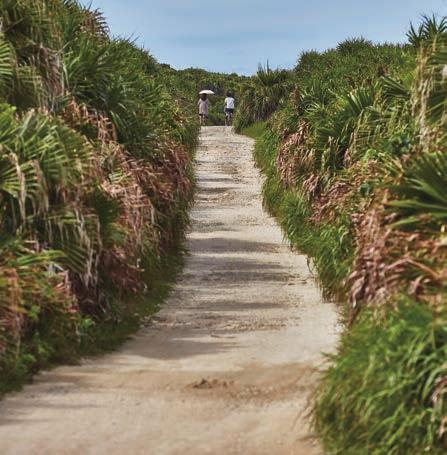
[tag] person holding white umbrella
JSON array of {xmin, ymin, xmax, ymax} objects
[{"xmin": 198, "ymin": 89, "xmax": 214, "ymax": 125}]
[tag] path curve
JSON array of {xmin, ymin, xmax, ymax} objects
[{"xmin": 0, "ymin": 127, "xmax": 339, "ymax": 455}]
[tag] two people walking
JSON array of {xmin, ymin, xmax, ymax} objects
[{"xmin": 198, "ymin": 91, "xmax": 235, "ymax": 126}]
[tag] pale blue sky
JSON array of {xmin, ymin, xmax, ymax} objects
[{"xmin": 83, "ymin": 0, "xmax": 447, "ymax": 75}]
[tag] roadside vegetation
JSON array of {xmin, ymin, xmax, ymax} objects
[
  {"xmin": 239, "ymin": 121, "xmax": 267, "ymax": 140},
  {"xmin": 238, "ymin": 15, "xmax": 447, "ymax": 454},
  {"xmin": 0, "ymin": 0, "xmax": 203, "ymax": 394},
  {"xmin": 234, "ymin": 63, "xmax": 292, "ymax": 132}
]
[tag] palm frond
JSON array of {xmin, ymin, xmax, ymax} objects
[{"xmin": 389, "ymin": 151, "xmax": 447, "ymax": 229}]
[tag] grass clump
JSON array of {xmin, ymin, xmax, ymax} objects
[
  {"xmin": 314, "ymin": 299, "xmax": 447, "ymax": 454},
  {"xmin": 240, "ymin": 120, "xmax": 268, "ymax": 140}
]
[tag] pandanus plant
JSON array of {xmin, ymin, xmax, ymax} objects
[
  {"xmin": 0, "ymin": 0, "xmax": 196, "ymax": 381},
  {"xmin": 235, "ymin": 63, "xmax": 291, "ymax": 130}
]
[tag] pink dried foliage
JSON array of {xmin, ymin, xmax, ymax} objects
[
  {"xmin": 276, "ymin": 123, "xmax": 311, "ymax": 189},
  {"xmin": 347, "ymin": 204, "xmax": 447, "ymax": 322}
]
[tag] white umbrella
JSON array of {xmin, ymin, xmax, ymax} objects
[{"xmin": 199, "ymin": 89, "xmax": 215, "ymax": 95}]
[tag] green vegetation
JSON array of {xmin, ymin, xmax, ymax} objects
[
  {"xmin": 161, "ymin": 66, "xmax": 247, "ymax": 125},
  {"xmin": 253, "ymin": 131, "xmax": 354, "ymax": 298},
  {"xmin": 0, "ymin": 0, "xmax": 201, "ymax": 394},
  {"xmin": 240, "ymin": 121, "xmax": 267, "ymax": 140},
  {"xmin": 241, "ymin": 15, "xmax": 447, "ymax": 454},
  {"xmin": 2, "ymin": 2, "xmax": 447, "ymax": 452},
  {"xmin": 314, "ymin": 300, "xmax": 447, "ymax": 455},
  {"xmin": 234, "ymin": 63, "xmax": 292, "ymax": 131}
]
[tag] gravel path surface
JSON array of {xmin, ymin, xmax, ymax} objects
[{"xmin": 0, "ymin": 126, "xmax": 339, "ymax": 455}]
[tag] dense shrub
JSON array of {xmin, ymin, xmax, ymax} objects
[
  {"xmin": 0, "ymin": 0, "xmax": 198, "ymax": 391},
  {"xmin": 250, "ymin": 16, "xmax": 447, "ymax": 454},
  {"xmin": 234, "ymin": 63, "xmax": 292, "ymax": 131},
  {"xmin": 314, "ymin": 300, "xmax": 447, "ymax": 455}
]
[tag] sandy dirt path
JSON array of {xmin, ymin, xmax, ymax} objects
[{"xmin": 0, "ymin": 127, "xmax": 339, "ymax": 455}]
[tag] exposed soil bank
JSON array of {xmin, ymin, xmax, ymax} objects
[{"xmin": 0, "ymin": 127, "xmax": 339, "ymax": 455}]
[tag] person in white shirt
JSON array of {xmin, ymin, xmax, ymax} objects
[{"xmin": 224, "ymin": 92, "xmax": 235, "ymax": 126}]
